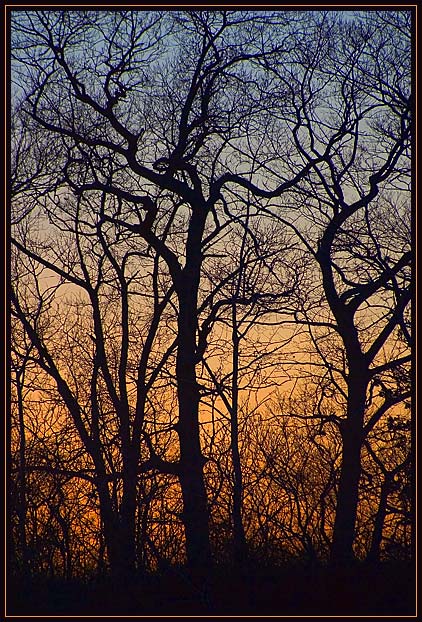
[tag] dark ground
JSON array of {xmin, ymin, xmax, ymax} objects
[{"xmin": 7, "ymin": 560, "xmax": 415, "ymax": 617}]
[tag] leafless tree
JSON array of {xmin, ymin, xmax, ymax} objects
[
  {"xmin": 10, "ymin": 9, "xmax": 412, "ymax": 584},
  {"xmin": 10, "ymin": 10, "xmax": 324, "ymax": 576},
  {"xmin": 256, "ymin": 10, "xmax": 412, "ymax": 564}
]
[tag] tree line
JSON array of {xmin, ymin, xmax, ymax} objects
[{"xmin": 9, "ymin": 9, "xmax": 412, "ymax": 584}]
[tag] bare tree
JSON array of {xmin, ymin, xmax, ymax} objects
[
  {"xmin": 10, "ymin": 10, "xmax": 323, "ymax": 576},
  {"xmin": 11, "ymin": 198, "xmax": 179, "ymax": 579},
  {"xmin": 256, "ymin": 10, "xmax": 412, "ymax": 564},
  {"xmin": 10, "ymin": 9, "xmax": 412, "ymax": 588},
  {"xmin": 196, "ymin": 216, "xmax": 300, "ymax": 564}
]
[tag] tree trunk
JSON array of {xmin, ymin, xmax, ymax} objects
[
  {"xmin": 330, "ymin": 370, "xmax": 367, "ymax": 565},
  {"xmin": 118, "ymin": 465, "xmax": 138, "ymax": 576},
  {"xmin": 231, "ymin": 304, "xmax": 247, "ymax": 564},
  {"xmin": 175, "ymin": 244, "xmax": 212, "ymax": 573},
  {"xmin": 16, "ymin": 372, "xmax": 29, "ymax": 574},
  {"xmin": 176, "ymin": 298, "xmax": 212, "ymax": 573},
  {"xmin": 96, "ymin": 480, "xmax": 135, "ymax": 580},
  {"xmin": 366, "ymin": 474, "xmax": 391, "ymax": 563}
]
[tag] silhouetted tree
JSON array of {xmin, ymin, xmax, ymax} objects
[
  {"xmin": 11, "ymin": 209, "xmax": 181, "ymax": 579},
  {"xmin": 196, "ymin": 219, "xmax": 300, "ymax": 564},
  {"xmin": 257, "ymin": 10, "xmax": 411, "ymax": 564},
  {"xmin": 10, "ymin": 10, "xmax": 323, "ymax": 576},
  {"xmin": 10, "ymin": 9, "xmax": 412, "ymax": 589}
]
